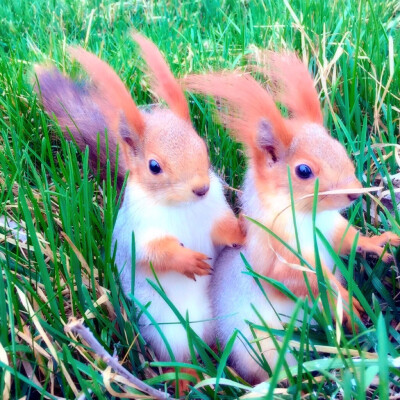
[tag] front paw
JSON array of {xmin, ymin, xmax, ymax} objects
[
  {"xmin": 173, "ymin": 247, "xmax": 212, "ymax": 279},
  {"xmin": 337, "ymin": 287, "xmax": 364, "ymax": 332},
  {"xmin": 225, "ymin": 219, "xmax": 246, "ymax": 248},
  {"xmin": 369, "ymin": 231, "xmax": 400, "ymax": 247},
  {"xmin": 357, "ymin": 231, "xmax": 400, "ymax": 262},
  {"xmin": 212, "ymin": 213, "xmax": 246, "ymax": 248}
]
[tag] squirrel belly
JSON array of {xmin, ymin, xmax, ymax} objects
[
  {"xmin": 113, "ymin": 171, "xmax": 228, "ymax": 361},
  {"xmin": 211, "ymin": 170, "xmax": 341, "ymax": 382},
  {"xmin": 211, "ymin": 246, "xmax": 296, "ymax": 384}
]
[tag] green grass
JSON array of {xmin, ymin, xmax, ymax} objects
[{"xmin": 1, "ymin": 0, "xmax": 400, "ymax": 398}]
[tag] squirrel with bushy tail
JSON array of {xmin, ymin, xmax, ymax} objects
[{"xmin": 35, "ymin": 34, "xmax": 245, "ymax": 391}]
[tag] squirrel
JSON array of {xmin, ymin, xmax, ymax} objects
[
  {"xmin": 183, "ymin": 51, "xmax": 400, "ymax": 383},
  {"xmin": 35, "ymin": 34, "xmax": 245, "ymax": 390}
]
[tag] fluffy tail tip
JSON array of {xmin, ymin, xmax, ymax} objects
[{"xmin": 32, "ymin": 64, "xmax": 52, "ymax": 92}]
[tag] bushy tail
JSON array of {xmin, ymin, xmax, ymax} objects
[
  {"xmin": 252, "ymin": 50, "xmax": 323, "ymax": 124},
  {"xmin": 34, "ymin": 67, "xmax": 127, "ymax": 189}
]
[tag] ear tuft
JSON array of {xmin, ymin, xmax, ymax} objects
[
  {"xmin": 132, "ymin": 33, "xmax": 190, "ymax": 122},
  {"xmin": 254, "ymin": 50, "xmax": 323, "ymax": 124},
  {"xmin": 183, "ymin": 73, "xmax": 292, "ymax": 153}
]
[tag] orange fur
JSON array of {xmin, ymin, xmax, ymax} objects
[
  {"xmin": 184, "ymin": 73, "xmax": 292, "ymax": 147},
  {"xmin": 144, "ymin": 236, "xmax": 211, "ymax": 279},
  {"xmin": 68, "ymin": 46, "xmax": 145, "ymax": 136},
  {"xmin": 257, "ymin": 250, "xmax": 362, "ymax": 328},
  {"xmin": 334, "ymin": 216, "xmax": 400, "ymax": 263},
  {"xmin": 164, "ymin": 367, "xmax": 200, "ymax": 396},
  {"xmin": 133, "ymin": 33, "xmax": 190, "ymax": 121},
  {"xmin": 131, "ymin": 109, "xmax": 210, "ymax": 203},
  {"xmin": 211, "ymin": 212, "xmax": 246, "ymax": 247},
  {"xmin": 183, "ymin": 73, "xmax": 292, "ymax": 181},
  {"xmin": 255, "ymin": 51, "xmax": 323, "ymax": 123}
]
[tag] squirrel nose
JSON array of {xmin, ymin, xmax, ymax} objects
[
  {"xmin": 193, "ymin": 185, "xmax": 209, "ymax": 197},
  {"xmin": 348, "ymin": 193, "xmax": 361, "ymax": 202}
]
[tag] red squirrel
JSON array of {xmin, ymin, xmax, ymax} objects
[
  {"xmin": 183, "ymin": 51, "xmax": 400, "ymax": 383},
  {"xmin": 35, "ymin": 34, "xmax": 245, "ymax": 392}
]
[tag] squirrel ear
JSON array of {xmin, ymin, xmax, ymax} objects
[
  {"xmin": 118, "ymin": 112, "xmax": 142, "ymax": 156},
  {"xmin": 256, "ymin": 51, "xmax": 323, "ymax": 124},
  {"xmin": 132, "ymin": 33, "xmax": 190, "ymax": 122},
  {"xmin": 117, "ymin": 112, "xmax": 144, "ymax": 171},
  {"xmin": 257, "ymin": 119, "xmax": 288, "ymax": 162}
]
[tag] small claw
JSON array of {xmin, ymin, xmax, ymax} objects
[
  {"xmin": 195, "ymin": 262, "xmax": 211, "ymax": 274},
  {"xmin": 343, "ymin": 316, "xmax": 351, "ymax": 331},
  {"xmin": 384, "ymin": 232, "xmax": 400, "ymax": 246},
  {"xmin": 360, "ymin": 242, "xmax": 395, "ymax": 262},
  {"xmin": 343, "ymin": 312, "xmax": 359, "ymax": 333},
  {"xmin": 352, "ymin": 298, "xmax": 363, "ymax": 313},
  {"xmin": 382, "ymin": 253, "xmax": 394, "ymax": 264},
  {"xmin": 198, "ymin": 260, "xmax": 211, "ymax": 269},
  {"xmin": 184, "ymin": 272, "xmax": 196, "ymax": 281}
]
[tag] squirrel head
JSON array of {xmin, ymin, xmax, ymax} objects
[
  {"xmin": 69, "ymin": 35, "xmax": 210, "ymax": 205},
  {"xmin": 184, "ymin": 51, "xmax": 362, "ymax": 212},
  {"xmin": 255, "ymin": 118, "xmax": 361, "ymax": 212},
  {"xmin": 124, "ymin": 108, "xmax": 210, "ymax": 204}
]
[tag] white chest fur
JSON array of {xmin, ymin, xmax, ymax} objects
[
  {"xmin": 242, "ymin": 172, "xmax": 339, "ymax": 272},
  {"xmin": 112, "ymin": 171, "xmax": 229, "ymax": 360},
  {"xmin": 288, "ymin": 210, "xmax": 339, "ymax": 270}
]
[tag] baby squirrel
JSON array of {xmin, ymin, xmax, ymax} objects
[
  {"xmin": 183, "ymin": 51, "xmax": 400, "ymax": 383},
  {"xmin": 35, "ymin": 34, "xmax": 245, "ymax": 389}
]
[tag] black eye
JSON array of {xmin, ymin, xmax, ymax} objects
[
  {"xmin": 149, "ymin": 159, "xmax": 162, "ymax": 175},
  {"xmin": 295, "ymin": 164, "xmax": 313, "ymax": 179}
]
